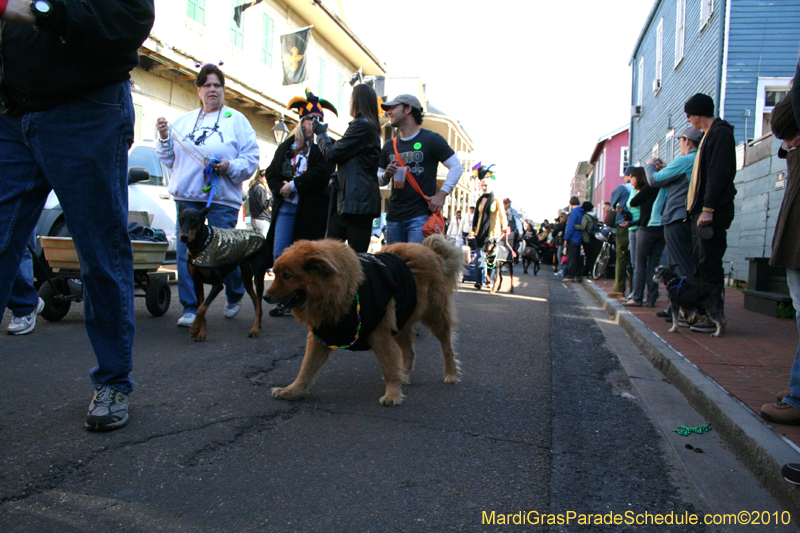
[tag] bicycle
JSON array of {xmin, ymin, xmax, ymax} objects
[{"xmin": 592, "ymin": 225, "xmax": 616, "ymax": 280}]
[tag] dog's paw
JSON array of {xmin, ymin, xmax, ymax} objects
[
  {"xmin": 379, "ymin": 393, "xmax": 404, "ymax": 406},
  {"xmin": 444, "ymin": 374, "xmax": 461, "ymax": 384},
  {"xmin": 248, "ymin": 328, "xmax": 259, "ymax": 338},
  {"xmin": 271, "ymin": 386, "xmax": 304, "ymax": 400},
  {"xmin": 668, "ymin": 326, "xmax": 678, "ymax": 333}
]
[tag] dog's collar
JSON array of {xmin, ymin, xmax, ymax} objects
[
  {"xmin": 311, "ymin": 294, "xmax": 361, "ymax": 350},
  {"xmin": 667, "ymin": 277, "xmax": 686, "ymax": 295},
  {"xmin": 202, "ymin": 226, "xmax": 214, "ymax": 249}
]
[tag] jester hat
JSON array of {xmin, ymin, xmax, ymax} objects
[
  {"xmin": 473, "ymin": 163, "xmax": 496, "ymax": 180},
  {"xmin": 287, "ymin": 88, "xmax": 338, "ymax": 119}
]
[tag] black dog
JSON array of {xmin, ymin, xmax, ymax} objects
[
  {"xmin": 653, "ymin": 265, "xmax": 726, "ymax": 337},
  {"xmin": 521, "ymin": 242, "xmax": 541, "ymax": 275},
  {"xmin": 178, "ymin": 207, "xmax": 272, "ymax": 341},
  {"xmin": 484, "ymin": 238, "xmax": 514, "ymax": 293}
]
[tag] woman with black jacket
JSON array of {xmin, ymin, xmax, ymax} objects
[
  {"xmin": 263, "ymin": 97, "xmax": 336, "ymax": 315},
  {"xmin": 313, "ymin": 84, "xmax": 382, "ymax": 253},
  {"xmin": 623, "ymin": 167, "xmax": 665, "ymax": 307}
]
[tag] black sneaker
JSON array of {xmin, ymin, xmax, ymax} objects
[
  {"xmin": 85, "ymin": 386, "xmax": 129, "ymax": 431},
  {"xmin": 782, "ymin": 463, "xmax": 800, "ymax": 485},
  {"xmin": 269, "ymin": 304, "xmax": 286, "ymax": 317},
  {"xmin": 655, "ymin": 310, "xmax": 670, "ymax": 318}
]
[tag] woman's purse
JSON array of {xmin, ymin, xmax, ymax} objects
[{"xmin": 392, "ymin": 138, "xmax": 445, "ymax": 238}]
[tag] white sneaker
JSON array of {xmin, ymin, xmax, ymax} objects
[
  {"xmin": 224, "ymin": 301, "xmax": 241, "ymax": 318},
  {"xmin": 7, "ymin": 298, "xmax": 44, "ymax": 335},
  {"xmin": 177, "ymin": 312, "xmax": 196, "ymax": 327}
]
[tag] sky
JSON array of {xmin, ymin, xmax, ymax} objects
[{"xmin": 341, "ymin": 0, "xmax": 656, "ymax": 221}]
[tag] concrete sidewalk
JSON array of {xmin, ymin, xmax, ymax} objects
[{"xmin": 580, "ymin": 277, "xmax": 800, "ymax": 516}]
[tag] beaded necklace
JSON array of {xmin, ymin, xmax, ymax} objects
[{"xmin": 310, "ymin": 294, "xmax": 361, "ymax": 350}]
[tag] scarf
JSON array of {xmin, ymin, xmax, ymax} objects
[{"xmin": 474, "ymin": 192, "xmax": 495, "ymax": 247}]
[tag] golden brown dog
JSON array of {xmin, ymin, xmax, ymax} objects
[{"xmin": 265, "ymin": 234, "xmax": 463, "ymax": 405}]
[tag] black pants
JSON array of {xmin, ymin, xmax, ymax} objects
[
  {"xmin": 566, "ymin": 241, "xmax": 582, "ymax": 278},
  {"xmin": 581, "ymin": 239, "xmax": 601, "ymax": 277},
  {"xmin": 327, "ymin": 220, "xmax": 372, "ymax": 253},
  {"xmin": 664, "ymin": 219, "xmax": 694, "ymax": 283},
  {"xmin": 691, "ymin": 202, "xmax": 734, "ymax": 288}
]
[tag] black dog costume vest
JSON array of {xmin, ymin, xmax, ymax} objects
[{"xmin": 312, "ymin": 253, "xmax": 417, "ymax": 351}]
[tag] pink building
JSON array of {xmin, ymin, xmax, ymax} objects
[{"xmin": 588, "ymin": 126, "xmax": 629, "ymax": 207}]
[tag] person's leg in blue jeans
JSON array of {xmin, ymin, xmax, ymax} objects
[
  {"xmin": 272, "ymin": 202, "xmax": 297, "ymax": 260},
  {"xmin": 405, "ymin": 215, "xmax": 428, "ymax": 244},
  {"xmin": 386, "ymin": 220, "xmax": 407, "ymax": 244},
  {"xmin": 8, "ymin": 232, "xmax": 38, "ymax": 316},
  {"xmin": 0, "ymin": 81, "xmax": 136, "ymax": 401},
  {"xmin": 780, "ymin": 268, "xmax": 800, "ymax": 411}
]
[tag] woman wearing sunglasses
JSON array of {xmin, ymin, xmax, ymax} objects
[{"xmin": 156, "ymin": 63, "xmax": 260, "ymax": 328}]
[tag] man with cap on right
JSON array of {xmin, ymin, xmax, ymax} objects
[
  {"xmin": 378, "ymin": 94, "xmax": 464, "ymax": 244},
  {"xmin": 683, "ymin": 93, "xmax": 737, "ymax": 333},
  {"xmin": 645, "ymin": 127, "xmax": 702, "ymax": 296}
]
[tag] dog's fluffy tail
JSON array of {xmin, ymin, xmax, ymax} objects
[{"xmin": 423, "ymin": 234, "xmax": 463, "ymax": 292}]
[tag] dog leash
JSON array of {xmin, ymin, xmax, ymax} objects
[
  {"xmin": 667, "ymin": 277, "xmax": 686, "ymax": 295},
  {"xmin": 202, "ymin": 158, "xmax": 222, "ymax": 208}
]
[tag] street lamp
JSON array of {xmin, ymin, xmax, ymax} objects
[{"xmin": 272, "ymin": 115, "xmax": 290, "ymax": 144}]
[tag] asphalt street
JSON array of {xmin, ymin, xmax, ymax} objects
[{"xmin": 0, "ymin": 269, "xmax": 793, "ymax": 532}]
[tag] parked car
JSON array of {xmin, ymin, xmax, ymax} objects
[{"xmin": 33, "ymin": 142, "xmax": 177, "ymax": 285}]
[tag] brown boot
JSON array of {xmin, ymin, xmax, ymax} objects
[
  {"xmin": 778, "ymin": 389, "xmax": 791, "ymax": 402},
  {"xmin": 607, "ymin": 291, "xmax": 624, "ymax": 298},
  {"xmin": 760, "ymin": 401, "xmax": 800, "ymax": 425}
]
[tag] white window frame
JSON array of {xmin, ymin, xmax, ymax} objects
[
  {"xmin": 665, "ymin": 129, "xmax": 675, "ymax": 163},
  {"xmin": 637, "ymin": 56, "xmax": 644, "ymax": 107},
  {"xmin": 753, "ymin": 77, "xmax": 792, "ymax": 138},
  {"xmin": 700, "ymin": 0, "xmax": 714, "ymax": 29},
  {"xmin": 595, "ymin": 149, "xmax": 606, "ymax": 189},
  {"xmin": 652, "ymin": 143, "xmax": 660, "ymax": 159},
  {"xmin": 675, "ymin": 0, "xmax": 685, "ymax": 68},
  {"xmin": 654, "ymin": 18, "xmax": 663, "ymax": 92},
  {"xmin": 619, "ymin": 146, "xmax": 629, "ymax": 176}
]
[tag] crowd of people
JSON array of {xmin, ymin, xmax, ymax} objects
[{"xmin": 0, "ymin": 4, "xmax": 463, "ymax": 432}]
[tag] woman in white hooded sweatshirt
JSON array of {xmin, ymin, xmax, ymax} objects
[{"xmin": 156, "ymin": 64, "xmax": 260, "ymax": 327}]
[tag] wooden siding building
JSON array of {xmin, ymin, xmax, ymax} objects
[{"xmin": 628, "ymin": 0, "xmax": 800, "ymax": 166}]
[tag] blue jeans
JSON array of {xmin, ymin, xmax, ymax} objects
[
  {"xmin": 631, "ymin": 228, "xmax": 665, "ymax": 306},
  {"xmin": 272, "ymin": 201, "xmax": 297, "ymax": 260},
  {"xmin": 629, "ymin": 229, "xmax": 638, "ymax": 280},
  {"xmin": 386, "ymin": 214, "xmax": 428, "ymax": 244},
  {"xmin": 782, "ymin": 268, "xmax": 800, "ymax": 411},
  {"xmin": 175, "ymin": 201, "xmax": 244, "ymax": 314},
  {"xmin": 8, "ymin": 233, "xmax": 38, "ymax": 316},
  {"xmin": 473, "ymin": 248, "xmax": 486, "ymax": 285},
  {"xmin": 0, "ymin": 81, "xmax": 136, "ymax": 393}
]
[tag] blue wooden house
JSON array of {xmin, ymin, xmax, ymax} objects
[{"xmin": 628, "ymin": 0, "xmax": 800, "ymax": 165}]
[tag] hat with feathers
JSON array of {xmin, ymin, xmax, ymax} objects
[
  {"xmin": 473, "ymin": 163, "xmax": 496, "ymax": 180},
  {"xmin": 287, "ymin": 88, "xmax": 338, "ymax": 119}
]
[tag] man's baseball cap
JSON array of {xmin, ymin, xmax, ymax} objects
[
  {"xmin": 381, "ymin": 94, "xmax": 422, "ymax": 111},
  {"xmin": 678, "ymin": 127, "xmax": 703, "ymax": 143}
]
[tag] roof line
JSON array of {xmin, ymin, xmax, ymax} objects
[{"xmin": 629, "ymin": 0, "xmax": 663, "ymax": 66}]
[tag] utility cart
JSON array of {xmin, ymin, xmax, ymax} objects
[{"xmin": 38, "ymin": 236, "xmax": 171, "ymax": 321}]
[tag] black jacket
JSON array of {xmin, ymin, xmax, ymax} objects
[
  {"xmin": 248, "ymin": 181, "xmax": 270, "ymax": 221},
  {"xmin": 264, "ymin": 138, "xmax": 335, "ymax": 256},
  {"xmin": 317, "ymin": 117, "xmax": 381, "ymax": 218},
  {"xmin": 0, "ymin": 1, "xmax": 155, "ymax": 114},
  {"xmin": 690, "ymin": 118, "xmax": 737, "ymax": 216},
  {"xmin": 628, "ymin": 184, "xmax": 660, "ymax": 230}
]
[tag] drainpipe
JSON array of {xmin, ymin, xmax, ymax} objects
[{"xmin": 718, "ymin": 0, "xmax": 730, "ymax": 122}]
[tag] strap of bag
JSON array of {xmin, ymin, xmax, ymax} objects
[{"xmin": 393, "ymin": 138, "xmax": 429, "ymax": 203}]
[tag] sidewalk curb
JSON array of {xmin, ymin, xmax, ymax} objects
[{"xmin": 581, "ymin": 280, "xmax": 800, "ymax": 516}]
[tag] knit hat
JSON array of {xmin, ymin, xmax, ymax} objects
[
  {"xmin": 287, "ymin": 88, "xmax": 338, "ymax": 119},
  {"xmin": 684, "ymin": 93, "xmax": 715, "ymax": 117},
  {"xmin": 770, "ymin": 92, "xmax": 799, "ymax": 141}
]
